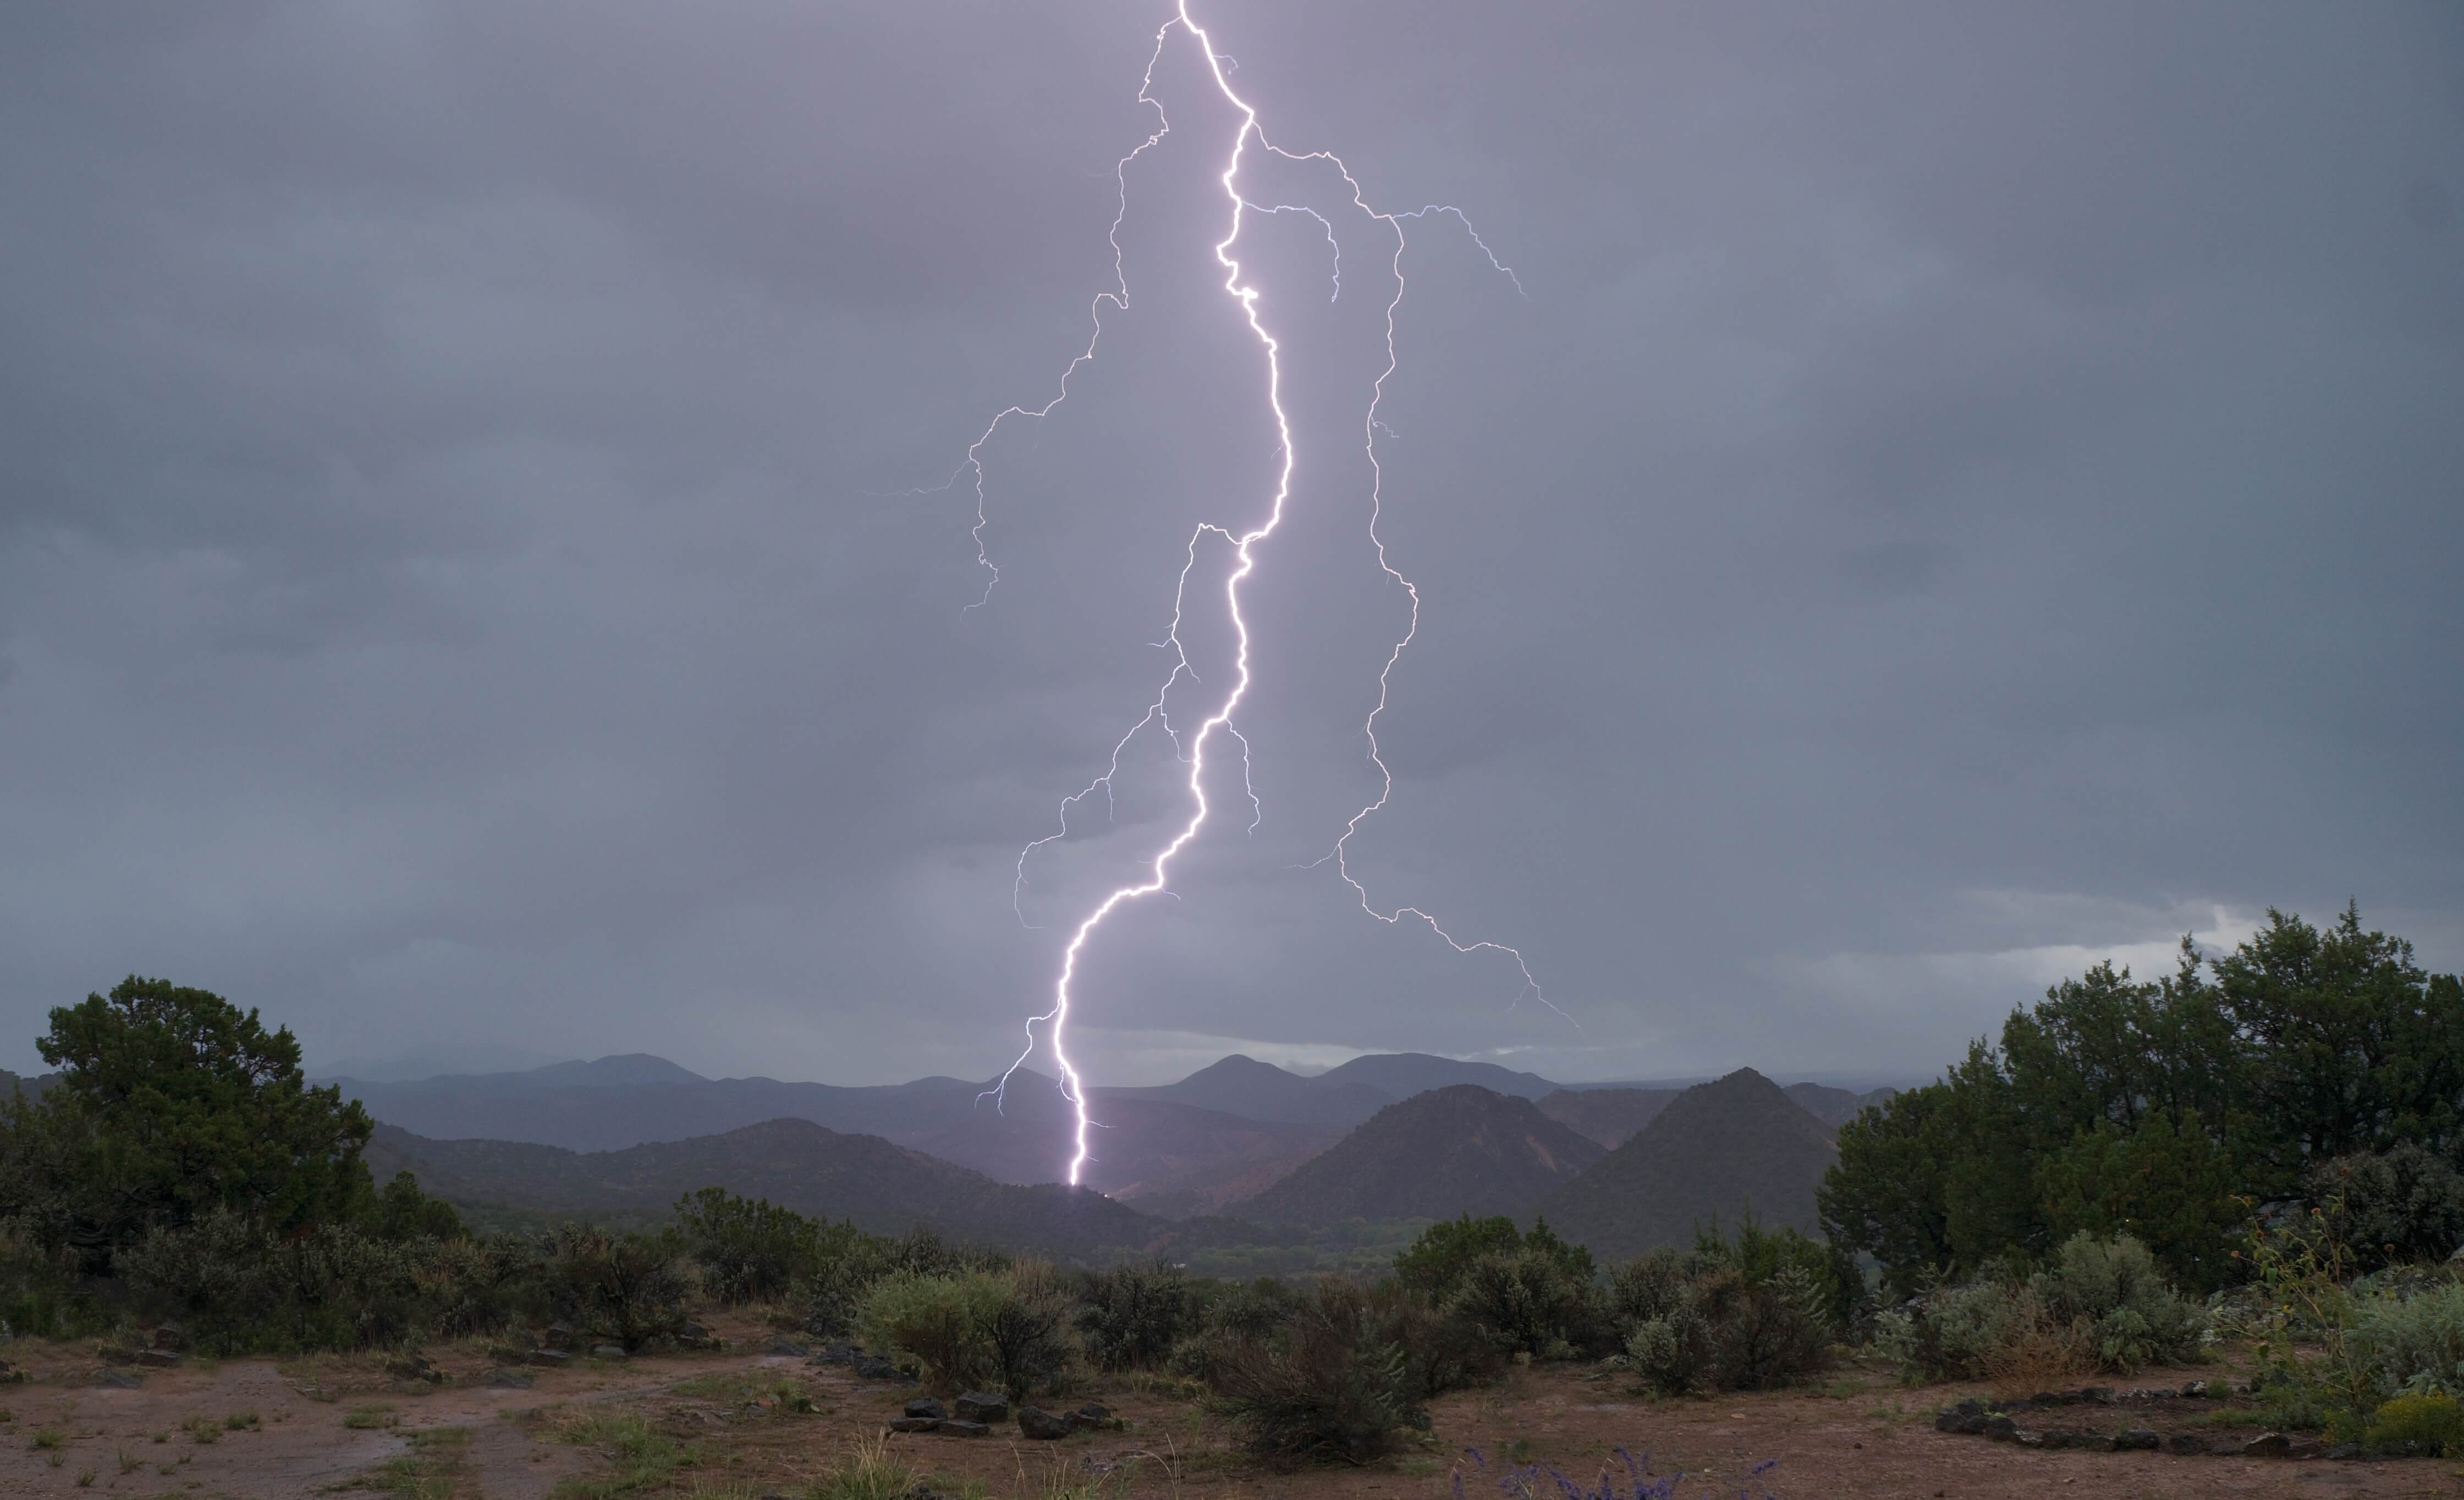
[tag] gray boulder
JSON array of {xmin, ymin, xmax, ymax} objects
[
  {"xmin": 953, "ymin": 1392, "xmax": 1008, "ymax": 1424},
  {"xmin": 904, "ymin": 1397, "xmax": 948, "ymax": 1421},
  {"xmin": 1016, "ymin": 1405, "xmax": 1073, "ymax": 1441}
]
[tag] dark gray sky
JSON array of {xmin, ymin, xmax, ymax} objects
[{"xmin": 3, "ymin": 2, "xmax": 2458, "ymax": 1087}]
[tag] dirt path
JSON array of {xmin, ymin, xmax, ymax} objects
[{"xmin": 0, "ymin": 1340, "xmax": 2457, "ymax": 1499}]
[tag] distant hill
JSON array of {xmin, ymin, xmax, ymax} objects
[
  {"xmin": 1103, "ymin": 1054, "xmax": 1394, "ymax": 1127},
  {"xmin": 914, "ymin": 1084, "xmax": 1342, "ymax": 1205},
  {"xmin": 1536, "ymin": 1087, "xmax": 1682, "ymax": 1148},
  {"xmin": 1782, "ymin": 1081, "xmax": 1898, "ymax": 1129},
  {"xmin": 1231, "ymin": 1085, "xmax": 1604, "ymax": 1227},
  {"xmin": 364, "ymin": 1118, "xmax": 1180, "ymax": 1260},
  {"xmin": 0, "ymin": 1068, "xmax": 58, "ymax": 1099},
  {"xmin": 1314, "ymin": 1052, "xmax": 1561, "ymax": 1101},
  {"xmin": 1528, "ymin": 1068, "xmax": 1838, "ymax": 1260}
]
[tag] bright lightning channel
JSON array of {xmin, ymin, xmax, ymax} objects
[{"xmin": 959, "ymin": 3, "xmax": 1563, "ymax": 1187}]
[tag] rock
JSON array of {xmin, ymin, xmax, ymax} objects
[
  {"xmin": 887, "ymin": 1417, "xmax": 938, "ymax": 1433},
  {"xmin": 2325, "ymin": 1443, "xmax": 2363, "ymax": 1460},
  {"xmin": 2165, "ymin": 1432, "xmax": 2208, "ymax": 1455},
  {"xmin": 1981, "ymin": 1415, "xmax": 2020, "ymax": 1442},
  {"xmin": 953, "ymin": 1392, "xmax": 1008, "ymax": 1424},
  {"xmin": 2015, "ymin": 1430, "xmax": 2045, "ymax": 1448},
  {"xmin": 2114, "ymin": 1429, "xmax": 2160, "ymax": 1451},
  {"xmin": 2081, "ymin": 1386, "xmax": 2115, "ymax": 1404},
  {"xmin": 98, "ymin": 1369, "xmax": 142, "ymax": 1389},
  {"xmin": 764, "ymin": 1337, "xmax": 811, "ymax": 1358},
  {"xmin": 1069, "ymin": 1404, "xmax": 1121, "ymax": 1432},
  {"xmin": 134, "ymin": 1348, "xmax": 181, "ymax": 1368},
  {"xmin": 680, "ymin": 1322, "xmax": 712, "ymax": 1341},
  {"xmin": 590, "ymin": 1345, "xmax": 628, "ymax": 1360},
  {"xmin": 0, "ymin": 1359, "xmax": 26, "ymax": 1385},
  {"xmin": 486, "ymin": 1368, "xmax": 536, "ymax": 1389},
  {"xmin": 904, "ymin": 1398, "xmax": 948, "ymax": 1421},
  {"xmin": 526, "ymin": 1349, "xmax": 571, "ymax": 1368},
  {"xmin": 2286, "ymin": 1440, "xmax": 2327, "ymax": 1459},
  {"xmin": 543, "ymin": 1324, "xmax": 579, "ymax": 1352},
  {"xmin": 814, "ymin": 1342, "xmax": 859, "ymax": 1366},
  {"xmin": 1018, "ymin": 1405, "xmax": 1075, "ymax": 1441},
  {"xmin": 97, "ymin": 1345, "xmax": 137, "ymax": 1366},
  {"xmin": 2179, "ymin": 1380, "xmax": 2209, "ymax": 1398},
  {"xmin": 932, "ymin": 1419, "xmax": 989, "ymax": 1437},
  {"xmin": 853, "ymin": 1355, "xmax": 908, "ymax": 1382},
  {"xmin": 384, "ymin": 1354, "xmax": 443, "ymax": 1383},
  {"xmin": 152, "ymin": 1323, "xmax": 184, "ymax": 1352},
  {"xmin": 2243, "ymin": 1432, "xmax": 2293, "ymax": 1459}
]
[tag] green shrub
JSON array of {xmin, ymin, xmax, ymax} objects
[
  {"xmin": 1875, "ymin": 1278, "xmax": 2026, "ymax": 1383},
  {"xmin": 535, "ymin": 1227, "xmax": 692, "ymax": 1352},
  {"xmin": 1207, "ymin": 1282, "xmax": 1427, "ymax": 1465},
  {"xmin": 1694, "ymin": 1267, "xmax": 1833, "ymax": 1391},
  {"xmin": 1077, "ymin": 1260, "xmax": 1191, "ymax": 1372},
  {"xmin": 2363, "ymin": 1391, "xmax": 2464, "ymax": 1456},
  {"xmin": 798, "ymin": 1226, "xmax": 1004, "ymax": 1340},
  {"xmin": 1169, "ymin": 1277, "xmax": 1303, "ymax": 1385},
  {"xmin": 2348, "ymin": 1284, "xmax": 2464, "ymax": 1399},
  {"xmin": 1443, "ymin": 1244, "xmax": 1602, "ymax": 1359},
  {"xmin": 856, "ymin": 1270, "xmax": 996, "ymax": 1391},
  {"xmin": 2313, "ymin": 1146, "xmax": 2464, "ymax": 1275},
  {"xmin": 368, "ymin": 1172, "xmax": 465, "ymax": 1242},
  {"xmin": 1361, "ymin": 1280, "xmax": 1506, "ymax": 1398},
  {"xmin": 1624, "ymin": 1302, "xmax": 1714, "ymax": 1395},
  {"xmin": 674, "ymin": 1189, "xmax": 823, "ymax": 1305},
  {"xmin": 975, "ymin": 1262, "xmax": 1078, "ymax": 1400},
  {"xmin": 1393, "ymin": 1216, "xmax": 1524, "ymax": 1303},
  {"xmin": 1605, "ymin": 1248, "xmax": 1690, "ymax": 1331},
  {"xmin": 2038, "ymin": 1232, "xmax": 2206, "ymax": 1372}
]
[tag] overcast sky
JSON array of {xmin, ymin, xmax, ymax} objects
[{"xmin": 3, "ymin": 2, "xmax": 2459, "ymax": 1088}]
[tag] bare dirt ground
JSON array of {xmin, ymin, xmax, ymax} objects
[{"xmin": 1, "ymin": 1322, "xmax": 2457, "ymax": 1499}]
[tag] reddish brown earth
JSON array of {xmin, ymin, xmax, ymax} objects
[{"xmin": 0, "ymin": 1328, "xmax": 2455, "ymax": 1499}]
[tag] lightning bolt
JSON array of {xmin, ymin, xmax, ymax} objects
[{"xmin": 954, "ymin": 4, "xmax": 1563, "ymax": 1187}]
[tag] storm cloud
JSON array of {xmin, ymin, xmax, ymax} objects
[{"xmin": 2, "ymin": 2, "xmax": 2458, "ymax": 1085}]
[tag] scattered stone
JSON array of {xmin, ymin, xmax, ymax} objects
[
  {"xmin": 98, "ymin": 1369, "xmax": 142, "ymax": 1389},
  {"xmin": 677, "ymin": 1323, "xmax": 721, "ymax": 1351},
  {"xmin": 852, "ymin": 1355, "xmax": 908, "ymax": 1382},
  {"xmin": 0, "ymin": 1359, "xmax": 27, "ymax": 1385},
  {"xmin": 543, "ymin": 1323, "xmax": 579, "ymax": 1352},
  {"xmin": 887, "ymin": 1417, "xmax": 938, "ymax": 1433},
  {"xmin": 98, "ymin": 1345, "xmax": 138, "ymax": 1366},
  {"xmin": 953, "ymin": 1392, "xmax": 1008, "ymax": 1424},
  {"xmin": 486, "ymin": 1368, "xmax": 536, "ymax": 1389},
  {"xmin": 384, "ymin": 1353, "xmax": 443, "ymax": 1383},
  {"xmin": 1069, "ymin": 1404, "xmax": 1121, "ymax": 1432},
  {"xmin": 932, "ymin": 1419, "xmax": 989, "ymax": 1437},
  {"xmin": 2285, "ymin": 1439, "xmax": 2328, "ymax": 1459},
  {"xmin": 904, "ymin": 1398, "xmax": 948, "ymax": 1421},
  {"xmin": 134, "ymin": 1348, "xmax": 182, "ymax": 1368},
  {"xmin": 1981, "ymin": 1415, "xmax": 2020, "ymax": 1442},
  {"xmin": 590, "ymin": 1345, "xmax": 628, "ymax": 1361},
  {"xmin": 2325, "ymin": 1443, "xmax": 2363, "ymax": 1460},
  {"xmin": 2165, "ymin": 1432, "xmax": 2208, "ymax": 1455},
  {"xmin": 2081, "ymin": 1386, "xmax": 2115, "ymax": 1404},
  {"xmin": 2179, "ymin": 1380, "xmax": 2209, "ymax": 1398},
  {"xmin": 2114, "ymin": 1429, "xmax": 2160, "ymax": 1451},
  {"xmin": 813, "ymin": 1342, "xmax": 859, "ymax": 1366},
  {"xmin": 1018, "ymin": 1406, "xmax": 1075, "ymax": 1441},
  {"xmin": 2014, "ymin": 1430, "xmax": 2045, "ymax": 1448},
  {"xmin": 152, "ymin": 1323, "xmax": 184, "ymax": 1352},
  {"xmin": 764, "ymin": 1337, "xmax": 811, "ymax": 1358},
  {"xmin": 2243, "ymin": 1432, "xmax": 2293, "ymax": 1458},
  {"xmin": 526, "ymin": 1349, "xmax": 571, "ymax": 1368}
]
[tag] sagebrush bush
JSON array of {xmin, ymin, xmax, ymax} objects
[
  {"xmin": 1362, "ymin": 1280, "xmax": 1505, "ymax": 1398},
  {"xmin": 1170, "ymin": 1277, "xmax": 1304, "ymax": 1385},
  {"xmin": 1695, "ymin": 1266, "xmax": 1833, "ymax": 1391},
  {"xmin": 856, "ymin": 1264, "xmax": 1076, "ymax": 1398},
  {"xmin": 1443, "ymin": 1245, "xmax": 1603, "ymax": 1359},
  {"xmin": 1608, "ymin": 1226, "xmax": 1837, "ymax": 1394},
  {"xmin": 675, "ymin": 1188, "xmax": 824, "ymax": 1305},
  {"xmin": 799, "ymin": 1226, "xmax": 1005, "ymax": 1341},
  {"xmin": 1207, "ymin": 1281, "xmax": 1426, "ymax": 1465},
  {"xmin": 2038, "ymin": 1233, "xmax": 2206, "ymax": 1372},
  {"xmin": 535, "ymin": 1227, "xmax": 694, "ymax": 1352},
  {"xmin": 1877, "ymin": 1234, "xmax": 2205, "ymax": 1384},
  {"xmin": 2347, "ymin": 1284, "xmax": 2464, "ymax": 1399},
  {"xmin": 1077, "ymin": 1260, "xmax": 1191, "ymax": 1372}
]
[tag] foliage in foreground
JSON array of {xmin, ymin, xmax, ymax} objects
[
  {"xmin": 1208, "ymin": 1279, "xmax": 1429, "ymax": 1465},
  {"xmin": 1875, "ymin": 1232, "xmax": 2206, "ymax": 1386}
]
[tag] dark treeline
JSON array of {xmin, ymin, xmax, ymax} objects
[{"xmin": 1819, "ymin": 905, "xmax": 2464, "ymax": 1294}]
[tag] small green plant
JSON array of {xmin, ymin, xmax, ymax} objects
[
  {"xmin": 344, "ymin": 1404, "xmax": 399, "ymax": 1430},
  {"xmin": 117, "ymin": 1447, "xmax": 141, "ymax": 1473},
  {"xmin": 151, "ymin": 1429, "xmax": 169, "ymax": 1443},
  {"xmin": 362, "ymin": 1425, "xmax": 469, "ymax": 1500},
  {"xmin": 2363, "ymin": 1391, "xmax": 2464, "ymax": 1455},
  {"xmin": 224, "ymin": 1409, "xmax": 260, "ymax": 1430},
  {"xmin": 75, "ymin": 1470, "xmax": 95, "ymax": 1487},
  {"xmin": 31, "ymin": 1425, "xmax": 65, "ymax": 1450},
  {"xmin": 186, "ymin": 1414, "xmax": 221, "ymax": 1443},
  {"xmin": 548, "ymin": 1409, "xmax": 697, "ymax": 1497},
  {"xmin": 809, "ymin": 1432, "xmax": 917, "ymax": 1500}
]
